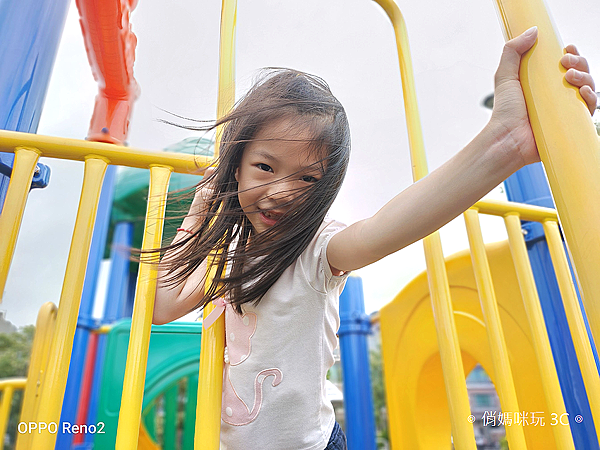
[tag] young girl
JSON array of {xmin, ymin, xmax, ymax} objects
[{"xmin": 153, "ymin": 28, "xmax": 596, "ymax": 450}]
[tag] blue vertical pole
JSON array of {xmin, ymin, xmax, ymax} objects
[
  {"xmin": 56, "ymin": 165, "xmax": 117, "ymax": 449},
  {"xmin": 0, "ymin": 0, "xmax": 66, "ymax": 203},
  {"xmin": 339, "ymin": 276, "xmax": 377, "ymax": 450},
  {"xmin": 81, "ymin": 221, "xmax": 133, "ymax": 448},
  {"xmin": 504, "ymin": 163, "xmax": 598, "ymax": 448}
]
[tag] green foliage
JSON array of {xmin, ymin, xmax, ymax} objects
[
  {"xmin": 0, "ymin": 326, "xmax": 35, "ymax": 450},
  {"xmin": 370, "ymin": 343, "xmax": 389, "ymax": 448},
  {"xmin": 0, "ymin": 326, "xmax": 35, "ymax": 378}
]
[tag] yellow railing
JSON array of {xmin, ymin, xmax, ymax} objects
[
  {"xmin": 0, "ymin": 379, "xmax": 26, "ymax": 450},
  {"xmin": 0, "ymin": 131, "xmax": 213, "ymax": 449}
]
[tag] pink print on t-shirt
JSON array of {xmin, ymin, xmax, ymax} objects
[{"xmin": 222, "ymin": 306, "xmax": 283, "ymax": 426}]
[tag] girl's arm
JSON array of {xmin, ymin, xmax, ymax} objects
[
  {"xmin": 328, "ymin": 27, "xmax": 596, "ymax": 273},
  {"xmin": 153, "ymin": 172, "xmax": 213, "ymax": 325}
]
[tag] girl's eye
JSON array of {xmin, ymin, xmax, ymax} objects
[
  {"xmin": 257, "ymin": 163, "xmax": 273, "ymax": 172},
  {"xmin": 301, "ymin": 175, "xmax": 318, "ymax": 183}
]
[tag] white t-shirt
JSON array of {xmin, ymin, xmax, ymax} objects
[{"xmin": 219, "ymin": 219, "xmax": 349, "ymax": 450}]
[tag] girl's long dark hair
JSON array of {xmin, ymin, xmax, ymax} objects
[{"xmin": 156, "ymin": 68, "xmax": 350, "ymax": 314}]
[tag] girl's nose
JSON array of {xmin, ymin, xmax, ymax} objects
[{"xmin": 267, "ymin": 179, "xmax": 299, "ymax": 203}]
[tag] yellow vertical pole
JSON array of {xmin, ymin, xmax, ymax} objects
[
  {"xmin": 0, "ymin": 147, "xmax": 41, "ymax": 301},
  {"xmin": 492, "ymin": 0, "xmax": 600, "ymax": 348},
  {"xmin": 30, "ymin": 156, "xmax": 108, "ymax": 449},
  {"xmin": 194, "ymin": 0, "xmax": 236, "ymax": 449},
  {"xmin": 115, "ymin": 165, "xmax": 172, "ymax": 450},
  {"xmin": 372, "ymin": 1, "xmax": 476, "ymax": 447},
  {"xmin": 504, "ymin": 214, "xmax": 575, "ymax": 449},
  {"xmin": 543, "ymin": 219, "xmax": 600, "ymax": 439},
  {"xmin": 0, "ymin": 384, "xmax": 14, "ymax": 450},
  {"xmin": 0, "ymin": 381, "xmax": 25, "ymax": 450},
  {"xmin": 464, "ymin": 209, "xmax": 527, "ymax": 449},
  {"xmin": 16, "ymin": 302, "xmax": 58, "ymax": 450}
]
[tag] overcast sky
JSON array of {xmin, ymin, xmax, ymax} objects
[{"xmin": 3, "ymin": 0, "xmax": 599, "ymax": 327}]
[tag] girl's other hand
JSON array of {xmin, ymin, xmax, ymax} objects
[
  {"xmin": 489, "ymin": 27, "xmax": 596, "ymax": 169},
  {"xmin": 190, "ymin": 166, "xmax": 216, "ymax": 215}
]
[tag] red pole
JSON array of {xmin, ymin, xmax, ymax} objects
[{"xmin": 73, "ymin": 332, "xmax": 99, "ymax": 445}]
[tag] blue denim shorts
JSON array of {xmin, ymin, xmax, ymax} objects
[{"xmin": 324, "ymin": 422, "xmax": 347, "ymax": 450}]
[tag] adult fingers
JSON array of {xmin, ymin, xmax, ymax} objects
[
  {"xmin": 564, "ymin": 44, "xmax": 580, "ymax": 56},
  {"xmin": 580, "ymin": 85, "xmax": 598, "ymax": 115},
  {"xmin": 565, "ymin": 68, "xmax": 596, "ymax": 92},
  {"xmin": 561, "ymin": 53, "xmax": 590, "ymax": 74}
]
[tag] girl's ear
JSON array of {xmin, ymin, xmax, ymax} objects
[{"xmin": 234, "ymin": 167, "xmax": 239, "ymax": 182}]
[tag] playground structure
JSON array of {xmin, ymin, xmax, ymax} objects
[{"xmin": 1, "ymin": 0, "xmax": 600, "ymax": 449}]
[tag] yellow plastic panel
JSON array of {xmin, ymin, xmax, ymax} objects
[
  {"xmin": 0, "ymin": 147, "xmax": 41, "ymax": 301},
  {"xmin": 30, "ymin": 157, "xmax": 108, "ymax": 449},
  {"xmin": 504, "ymin": 214, "xmax": 574, "ymax": 449},
  {"xmin": 464, "ymin": 209, "xmax": 526, "ymax": 449},
  {"xmin": 543, "ymin": 220, "xmax": 600, "ymax": 438},
  {"xmin": 115, "ymin": 165, "xmax": 172, "ymax": 450},
  {"xmin": 493, "ymin": 0, "xmax": 600, "ymax": 351},
  {"xmin": 380, "ymin": 241, "xmax": 556, "ymax": 448}
]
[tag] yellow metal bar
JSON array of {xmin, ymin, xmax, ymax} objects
[
  {"xmin": 195, "ymin": 265, "xmax": 226, "ymax": 450},
  {"xmin": 371, "ymin": 0, "xmax": 428, "ymax": 181},
  {"xmin": 422, "ymin": 233, "xmax": 477, "ymax": 449},
  {"xmin": 0, "ymin": 147, "xmax": 41, "ymax": 301},
  {"xmin": 16, "ymin": 302, "xmax": 57, "ymax": 450},
  {"xmin": 115, "ymin": 165, "xmax": 172, "ymax": 450},
  {"xmin": 504, "ymin": 214, "xmax": 574, "ymax": 449},
  {"xmin": 464, "ymin": 208, "xmax": 526, "ymax": 449},
  {"xmin": 0, "ymin": 129, "xmax": 211, "ymax": 174},
  {"xmin": 0, "ymin": 379, "xmax": 26, "ymax": 450},
  {"xmin": 0, "ymin": 385, "xmax": 11, "ymax": 450},
  {"xmin": 194, "ymin": 0, "xmax": 237, "ymax": 448},
  {"xmin": 214, "ymin": 0, "xmax": 237, "ymax": 158},
  {"xmin": 373, "ymin": 1, "xmax": 476, "ymax": 447},
  {"xmin": 493, "ymin": 0, "xmax": 600, "ymax": 350},
  {"xmin": 474, "ymin": 199, "xmax": 557, "ymax": 222},
  {"xmin": 543, "ymin": 219, "xmax": 600, "ymax": 438},
  {"xmin": 30, "ymin": 157, "xmax": 108, "ymax": 449}
]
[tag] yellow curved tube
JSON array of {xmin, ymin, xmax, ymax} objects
[{"xmin": 372, "ymin": 1, "xmax": 476, "ymax": 447}]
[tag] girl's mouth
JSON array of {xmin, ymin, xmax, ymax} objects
[{"xmin": 259, "ymin": 210, "xmax": 281, "ymax": 226}]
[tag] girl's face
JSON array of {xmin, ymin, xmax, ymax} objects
[{"xmin": 235, "ymin": 117, "xmax": 324, "ymax": 234}]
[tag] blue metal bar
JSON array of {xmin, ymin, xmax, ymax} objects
[
  {"xmin": 505, "ymin": 163, "xmax": 598, "ymax": 448},
  {"xmin": 339, "ymin": 276, "xmax": 377, "ymax": 450},
  {"xmin": 83, "ymin": 221, "xmax": 133, "ymax": 447}
]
